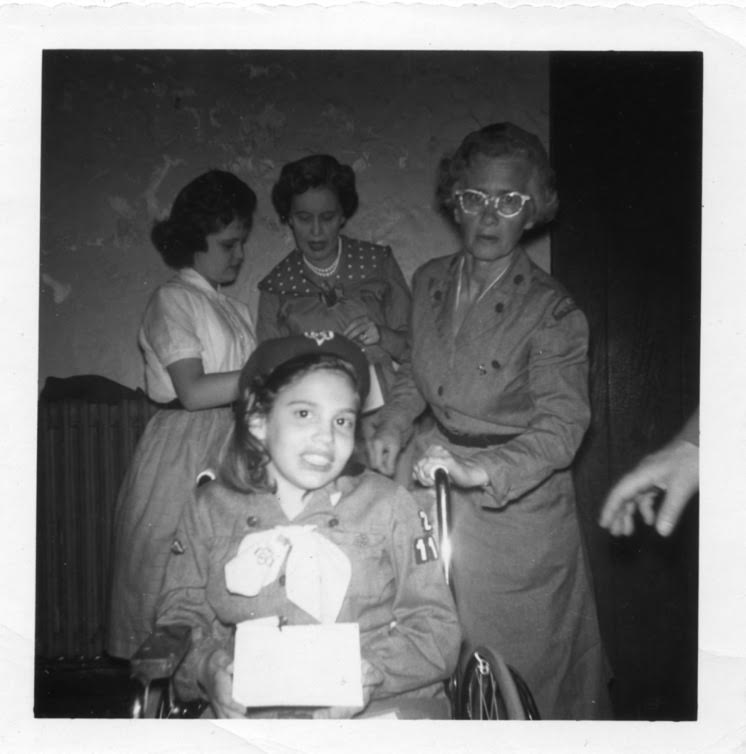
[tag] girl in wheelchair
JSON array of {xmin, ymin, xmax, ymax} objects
[{"xmin": 155, "ymin": 333, "xmax": 461, "ymax": 719}]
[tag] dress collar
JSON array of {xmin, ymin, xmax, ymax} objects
[
  {"xmin": 259, "ymin": 472, "xmax": 364, "ymax": 519},
  {"xmin": 177, "ymin": 267, "xmax": 224, "ymax": 297},
  {"xmin": 258, "ymin": 236, "xmax": 387, "ymax": 297}
]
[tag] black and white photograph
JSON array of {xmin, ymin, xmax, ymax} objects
[{"xmin": 2, "ymin": 3, "xmax": 745, "ymax": 753}]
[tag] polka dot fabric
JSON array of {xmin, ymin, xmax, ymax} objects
[{"xmin": 259, "ymin": 236, "xmax": 390, "ymax": 297}]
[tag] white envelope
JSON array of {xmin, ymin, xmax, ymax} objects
[{"xmin": 232, "ymin": 617, "xmax": 364, "ymax": 709}]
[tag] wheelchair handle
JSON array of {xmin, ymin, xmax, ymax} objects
[{"xmin": 434, "ymin": 466, "xmax": 453, "ymax": 591}]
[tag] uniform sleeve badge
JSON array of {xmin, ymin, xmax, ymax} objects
[
  {"xmin": 413, "ymin": 508, "xmax": 439, "ymax": 564},
  {"xmin": 552, "ymin": 296, "xmax": 578, "ymax": 321}
]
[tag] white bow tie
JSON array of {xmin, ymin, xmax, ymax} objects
[{"xmin": 224, "ymin": 525, "xmax": 351, "ymax": 623}]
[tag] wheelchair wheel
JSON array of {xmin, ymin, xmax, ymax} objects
[
  {"xmin": 508, "ymin": 665, "xmax": 541, "ymax": 720},
  {"xmin": 458, "ymin": 646, "xmax": 533, "ymax": 720},
  {"xmin": 132, "ymin": 678, "xmax": 208, "ymax": 718},
  {"xmin": 132, "ymin": 679, "xmax": 170, "ymax": 718}
]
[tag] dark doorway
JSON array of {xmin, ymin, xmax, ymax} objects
[{"xmin": 550, "ymin": 52, "xmax": 701, "ymax": 719}]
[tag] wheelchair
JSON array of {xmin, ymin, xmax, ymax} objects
[
  {"xmin": 433, "ymin": 468, "xmax": 540, "ymax": 720},
  {"xmin": 130, "ymin": 468, "xmax": 540, "ymax": 720}
]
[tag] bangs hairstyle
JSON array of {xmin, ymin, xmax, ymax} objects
[
  {"xmin": 151, "ymin": 170, "xmax": 257, "ymax": 269},
  {"xmin": 436, "ymin": 122, "xmax": 559, "ymax": 227},
  {"xmin": 220, "ymin": 354, "xmax": 363, "ymax": 494},
  {"xmin": 271, "ymin": 154, "xmax": 359, "ymax": 223}
]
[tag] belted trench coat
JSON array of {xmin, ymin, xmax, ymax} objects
[{"xmin": 377, "ymin": 247, "xmax": 611, "ymax": 719}]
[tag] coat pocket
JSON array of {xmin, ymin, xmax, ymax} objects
[{"xmin": 325, "ymin": 530, "xmax": 391, "ymax": 601}]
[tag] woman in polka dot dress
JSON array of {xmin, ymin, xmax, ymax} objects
[{"xmin": 257, "ymin": 154, "xmax": 412, "ymax": 429}]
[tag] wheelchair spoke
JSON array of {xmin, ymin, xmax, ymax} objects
[{"xmin": 460, "ymin": 648, "xmax": 509, "ymax": 720}]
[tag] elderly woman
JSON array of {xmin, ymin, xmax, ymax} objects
[
  {"xmin": 257, "ymin": 154, "xmax": 411, "ymax": 412},
  {"xmin": 369, "ymin": 123, "xmax": 610, "ymax": 719}
]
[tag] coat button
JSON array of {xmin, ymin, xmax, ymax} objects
[
  {"xmin": 513, "ymin": 274, "xmax": 524, "ymax": 285},
  {"xmin": 170, "ymin": 539, "xmax": 185, "ymax": 555},
  {"xmin": 495, "ymin": 302, "xmax": 504, "ymax": 313},
  {"xmin": 247, "ymin": 516, "xmax": 259, "ymax": 527},
  {"xmin": 328, "ymin": 517, "xmax": 339, "ymax": 528},
  {"xmin": 437, "ymin": 386, "xmax": 444, "ymax": 396},
  {"xmin": 434, "ymin": 290, "xmax": 442, "ymax": 301},
  {"xmin": 279, "ymin": 575, "xmax": 286, "ymax": 587},
  {"xmin": 491, "ymin": 360, "xmax": 500, "ymax": 369}
]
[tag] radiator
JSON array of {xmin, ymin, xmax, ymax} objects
[{"xmin": 36, "ymin": 397, "xmax": 156, "ymax": 660}]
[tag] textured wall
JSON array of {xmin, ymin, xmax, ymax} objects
[{"xmin": 39, "ymin": 50, "xmax": 549, "ymax": 391}]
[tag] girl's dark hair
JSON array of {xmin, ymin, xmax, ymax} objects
[
  {"xmin": 436, "ymin": 122, "xmax": 559, "ymax": 227},
  {"xmin": 271, "ymin": 154, "xmax": 358, "ymax": 223},
  {"xmin": 220, "ymin": 354, "xmax": 362, "ymax": 494},
  {"xmin": 151, "ymin": 170, "xmax": 257, "ymax": 269}
]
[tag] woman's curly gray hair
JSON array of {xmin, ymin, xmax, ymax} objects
[{"xmin": 436, "ymin": 122, "xmax": 559, "ymax": 227}]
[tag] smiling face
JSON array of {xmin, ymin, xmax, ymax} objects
[
  {"xmin": 251, "ymin": 368, "xmax": 358, "ymax": 503},
  {"xmin": 192, "ymin": 217, "xmax": 249, "ymax": 288},
  {"xmin": 454, "ymin": 154, "xmax": 536, "ymax": 265},
  {"xmin": 288, "ymin": 186, "xmax": 346, "ymax": 267}
]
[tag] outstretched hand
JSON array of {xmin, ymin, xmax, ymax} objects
[
  {"xmin": 599, "ymin": 438, "xmax": 699, "ymax": 537},
  {"xmin": 412, "ymin": 444, "xmax": 489, "ymax": 489}
]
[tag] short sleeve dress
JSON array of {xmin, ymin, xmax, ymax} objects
[
  {"xmin": 256, "ymin": 235, "xmax": 411, "ymax": 401},
  {"xmin": 107, "ymin": 268, "xmax": 256, "ymax": 659}
]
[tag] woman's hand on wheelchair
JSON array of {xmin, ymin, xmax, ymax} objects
[
  {"xmin": 200, "ymin": 648, "xmax": 248, "ymax": 719},
  {"xmin": 413, "ymin": 444, "xmax": 489, "ymax": 489}
]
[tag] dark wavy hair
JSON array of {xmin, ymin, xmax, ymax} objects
[
  {"xmin": 436, "ymin": 122, "xmax": 559, "ymax": 227},
  {"xmin": 150, "ymin": 170, "xmax": 257, "ymax": 269},
  {"xmin": 220, "ymin": 354, "xmax": 363, "ymax": 494},
  {"xmin": 271, "ymin": 154, "xmax": 358, "ymax": 223}
]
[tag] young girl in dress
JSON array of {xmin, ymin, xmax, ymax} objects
[
  {"xmin": 156, "ymin": 333, "xmax": 461, "ymax": 719},
  {"xmin": 107, "ymin": 170, "xmax": 258, "ymax": 659}
]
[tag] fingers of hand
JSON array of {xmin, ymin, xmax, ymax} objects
[
  {"xmin": 359, "ymin": 326, "xmax": 378, "ymax": 345},
  {"xmin": 216, "ymin": 702, "xmax": 248, "ymax": 719},
  {"xmin": 369, "ymin": 437, "xmax": 398, "ymax": 476},
  {"xmin": 344, "ymin": 316, "xmax": 379, "ymax": 345},
  {"xmin": 344, "ymin": 323, "xmax": 366, "ymax": 341},
  {"xmin": 656, "ymin": 489, "xmax": 687, "ymax": 536},
  {"xmin": 413, "ymin": 446, "xmax": 452, "ymax": 486},
  {"xmin": 366, "ymin": 323, "xmax": 380, "ymax": 345},
  {"xmin": 599, "ymin": 493, "xmax": 623, "ymax": 528},
  {"xmin": 609, "ymin": 501, "xmax": 635, "ymax": 536}
]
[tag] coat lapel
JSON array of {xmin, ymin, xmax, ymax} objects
[
  {"xmin": 456, "ymin": 249, "xmax": 531, "ymax": 347},
  {"xmin": 428, "ymin": 255, "xmax": 460, "ymax": 342}
]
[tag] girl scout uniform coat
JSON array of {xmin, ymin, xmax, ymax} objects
[
  {"xmin": 156, "ymin": 469, "xmax": 461, "ymax": 717},
  {"xmin": 378, "ymin": 247, "xmax": 611, "ymax": 719}
]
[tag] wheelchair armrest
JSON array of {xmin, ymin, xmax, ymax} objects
[{"xmin": 130, "ymin": 624, "xmax": 191, "ymax": 686}]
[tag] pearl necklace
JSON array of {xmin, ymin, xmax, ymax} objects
[{"xmin": 303, "ymin": 239, "xmax": 342, "ymax": 278}]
